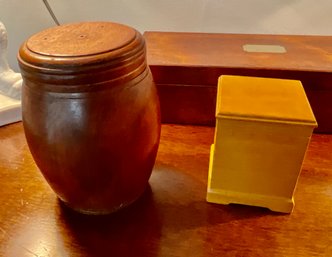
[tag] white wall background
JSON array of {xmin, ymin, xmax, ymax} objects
[{"xmin": 1, "ymin": 0, "xmax": 332, "ymax": 71}]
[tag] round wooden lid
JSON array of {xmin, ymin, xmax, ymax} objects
[
  {"xmin": 18, "ymin": 22, "xmax": 147, "ymax": 87},
  {"xmin": 26, "ymin": 22, "xmax": 136, "ymax": 57}
]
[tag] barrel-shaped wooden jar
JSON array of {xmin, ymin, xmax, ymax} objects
[{"xmin": 18, "ymin": 22, "xmax": 161, "ymax": 214}]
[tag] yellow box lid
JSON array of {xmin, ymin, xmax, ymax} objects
[{"xmin": 216, "ymin": 75, "xmax": 317, "ymax": 126}]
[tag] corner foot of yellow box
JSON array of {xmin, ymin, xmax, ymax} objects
[
  {"xmin": 207, "ymin": 144, "xmax": 294, "ymax": 213},
  {"xmin": 206, "ymin": 188, "xmax": 294, "ymax": 213}
]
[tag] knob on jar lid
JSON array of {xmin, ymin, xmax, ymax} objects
[{"xmin": 18, "ymin": 22, "xmax": 147, "ymax": 86}]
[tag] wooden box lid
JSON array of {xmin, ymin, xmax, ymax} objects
[
  {"xmin": 216, "ymin": 75, "xmax": 317, "ymax": 126},
  {"xmin": 145, "ymin": 32, "xmax": 332, "ymax": 75}
]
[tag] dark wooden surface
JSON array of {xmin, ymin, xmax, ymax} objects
[
  {"xmin": 1, "ymin": 122, "xmax": 332, "ymax": 256},
  {"xmin": 145, "ymin": 32, "xmax": 332, "ymax": 133}
]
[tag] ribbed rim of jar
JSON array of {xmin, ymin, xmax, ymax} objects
[{"xmin": 17, "ymin": 22, "xmax": 147, "ymax": 87}]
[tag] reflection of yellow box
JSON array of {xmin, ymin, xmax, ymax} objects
[{"xmin": 207, "ymin": 75, "xmax": 317, "ymax": 213}]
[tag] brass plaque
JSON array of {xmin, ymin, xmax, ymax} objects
[{"xmin": 243, "ymin": 44, "xmax": 286, "ymax": 53}]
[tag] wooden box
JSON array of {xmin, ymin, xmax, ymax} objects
[
  {"xmin": 207, "ymin": 75, "xmax": 317, "ymax": 213},
  {"xmin": 144, "ymin": 32, "xmax": 332, "ymax": 133}
]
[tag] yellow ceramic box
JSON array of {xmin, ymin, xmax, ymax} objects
[{"xmin": 207, "ymin": 75, "xmax": 317, "ymax": 213}]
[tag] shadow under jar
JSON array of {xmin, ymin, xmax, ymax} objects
[{"xmin": 18, "ymin": 22, "xmax": 161, "ymax": 215}]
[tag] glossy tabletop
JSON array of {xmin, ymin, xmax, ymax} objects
[{"xmin": 1, "ymin": 122, "xmax": 332, "ymax": 257}]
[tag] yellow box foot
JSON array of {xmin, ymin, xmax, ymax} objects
[
  {"xmin": 207, "ymin": 144, "xmax": 294, "ymax": 213},
  {"xmin": 207, "ymin": 188, "xmax": 294, "ymax": 213}
]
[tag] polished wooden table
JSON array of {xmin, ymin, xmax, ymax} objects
[{"xmin": 1, "ymin": 122, "xmax": 332, "ymax": 256}]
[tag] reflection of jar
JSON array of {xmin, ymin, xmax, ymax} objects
[{"xmin": 18, "ymin": 22, "xmax": 161, "ymax": 214}]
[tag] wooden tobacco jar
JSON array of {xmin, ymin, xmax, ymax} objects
[{"xmin": 18, "ymin": 22, "xmax": 161, "ymax": 214}]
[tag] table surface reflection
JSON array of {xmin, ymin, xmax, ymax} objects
[{"xmin": 1, "ymin": 122, "xmax": 332, "ymax": 257}]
